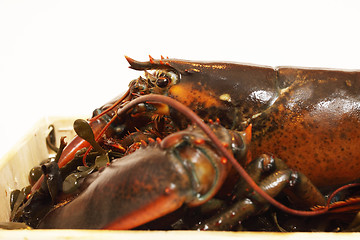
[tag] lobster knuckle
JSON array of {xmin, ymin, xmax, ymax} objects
[
  {"xmin": 156, "ymin": 124, "xmax": 233, "ymax": 207},
  {"xmin": 177, "ymin": 145, "xmax": 217, "ymax": 205}
]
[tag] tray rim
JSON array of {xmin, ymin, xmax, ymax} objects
[{"xmin": 0, "ymin": 229, "xmax": 359, "ymax": 240}]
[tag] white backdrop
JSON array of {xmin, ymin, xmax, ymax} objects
[{"xmin": 0, "ymin": 0, "xmax": 359, "ymax": 158}]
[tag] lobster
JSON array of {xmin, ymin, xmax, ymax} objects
[{"xmin": 9, "ymin": 56, "xmax": 360, "ymax": 231}]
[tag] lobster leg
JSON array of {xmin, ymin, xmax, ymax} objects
[
  {"xmin": 194, "ymin": 154, "xmax": 326, "ymax": 231},
  {"xmin": 235, "ymin": 154, "xmax": 326, "ymax": 209}
]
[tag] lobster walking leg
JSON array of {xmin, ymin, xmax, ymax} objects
[
  {"xmin": 194, "ymin": 154, "xmax": 326, "ymax": 231},
  {"xmin": 235, "ymin": 154, "xmax": 326, "ymax": 209}
]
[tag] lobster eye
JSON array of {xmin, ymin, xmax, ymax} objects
[
  {"xmin": 156, "ymin": 77, "xmax": 170, "ymax": 88},
  {"xmin": 152, "ymin": 70, "xmax": 179, "ymax": 89}
]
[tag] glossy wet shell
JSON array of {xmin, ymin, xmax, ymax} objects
[
  {"xmin": 159, "ymin": 59, "xmax": 360, "ymax": 188},
  {"xmin": 38, "ymin": 146, "xmax": 192, "ymax": 229},
  {"xmin": 250, "ymin": 68, "xmax": 360, "ymax": 187},
  {"xmin": 129, "ymin": 57, "xmax": 360, "ymax": 188},
  {"xmin": 167, "ymin": 61, "xmax": 278, "ymax": 130}
]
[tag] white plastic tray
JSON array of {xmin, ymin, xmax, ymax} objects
[
  {"xmin": 0, "ymin": 116, "xmax": 78, "ymax": 222},
  {"xmin": 0, "ymin": 117, "xmax": 359, "ymax": 239}
]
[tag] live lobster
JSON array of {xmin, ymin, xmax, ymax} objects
[{"xmin": 8, "ymin": 56, "xmax": 360, "ymax": 231}]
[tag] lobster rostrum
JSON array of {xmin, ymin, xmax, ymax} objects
[{"xmin": 9, "ymin": 56, "xmax": 360, "ymax": 231}]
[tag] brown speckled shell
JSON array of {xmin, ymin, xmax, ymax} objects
[{"xmin": 250, "ymin": 67, "xmax": 360, "ymax": 187}]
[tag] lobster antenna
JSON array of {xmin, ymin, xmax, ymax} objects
[
  {"xmin": 89, "ymin": 88, "xmax": 131, "ymax": 123},
  {"xmin": 115, "ymin": 94, "xmax": 330, "ymax": 217}
]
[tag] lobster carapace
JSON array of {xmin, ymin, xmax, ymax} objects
[{"xmin": 126, "ymin": 56, "xmax": 360, "ymax": 187}]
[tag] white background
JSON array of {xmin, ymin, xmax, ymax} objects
[{"xmin": 0, "ymin": 0, "xmax": 359, "ymax": 158}]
